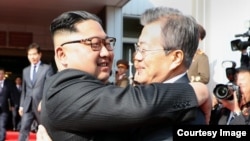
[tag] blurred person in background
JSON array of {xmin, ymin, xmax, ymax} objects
[
  {"xmin": 12, "ymin": 76, "xmax": 22, "ymax": 131},
  {"xmin": 0, "ymin": 67, "xmax": 17, "ymax": 141},
  {"xmin": 115, "ymin": 59, "xmax": 129, "ymax": 87},
  {"xmin": 18, "ymin": 43, "xmax": 54, "ymax": 141},
  {"xmin": 240, "ymin": 49, "xmax": 250, "ymax": 67},
  {"xmin": 210, "ymin": 66, "xmax": 250, "ymax": 125},
  {"xmin": 187, "ymin": 24, "xmax": 210, "ymax": 84}
]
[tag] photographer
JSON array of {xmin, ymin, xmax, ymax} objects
[
  {"xmin": 211, "ymin": 66, "xmax": 250, "ymax": 125},
  {"xmin": 240, "ymin": 49, "xmax": 250, "ymax": 67},
  {"xmin": 231, "ymin": 28, "xmax": 250, "ymax": 67}
]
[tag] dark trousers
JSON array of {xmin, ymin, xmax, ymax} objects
[
  {"xmin": 18, "ymin": 112, "xmax": 35, "ymax": 141},
  {"xmin": 18, "ymin": 105, "xmax": 40, "ymax": 141},
  {"xmin": 12, "ymin": 107, "xmax": 21, "ymax": 130},
  {"xmin": 0, "ymin": 112, "xmax": 8, "ymax": 141}
]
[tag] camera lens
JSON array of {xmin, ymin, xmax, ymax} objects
[{"xmin": 213, "ymin": 84, "xmax": 230, "ymax": 99}]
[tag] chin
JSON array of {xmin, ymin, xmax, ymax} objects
[
  {"xmin": 98, "ymin": 74, "xmax": 109, "ymax": 81},
  {"xmin": 134, "ymin": 78, "xmax": 145, "ymax": 84}
]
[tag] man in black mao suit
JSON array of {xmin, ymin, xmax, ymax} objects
[
  {"xmin": 0, "ymin": 68, "xmax": 17, "ymax": 141},
  {"xmin": 131, "ymin": 7, "xmax": 206, "ymax": 141},
  {"xmin": 18, "ymin": 43, "xmax": 54, "ymax": 141}
]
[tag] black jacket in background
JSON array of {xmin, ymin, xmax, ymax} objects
[
  {"xmin": 0, "ymin": 79, "xmax": 17, "ymax": 113},
  {"xmin": 241, "ymin": 53, "xmax": 250, "ymax": 67}
]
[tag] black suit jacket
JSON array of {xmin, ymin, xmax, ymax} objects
[
  {"xmin": 130, "ymin": 74, "xmax": 206, "ymax": 141},
  {"xmin": 175, "ymin": 74, "xmax": 206, "ymax": 124},
  {"xmin": 41, "ymin": 69, "xmax": 201, "ymax": 141},
  {"xmin": 0, "ymin": 79, "xmax": 17, "ymax": 113}
]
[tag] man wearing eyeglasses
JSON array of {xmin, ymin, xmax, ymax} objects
[
  {"xmin": 38, "ymin": 10, "xmax": 211, "ymax": 140},
  {"xmin": 131, "ymin": 7, "xmax": 207, "ymax": 140}
]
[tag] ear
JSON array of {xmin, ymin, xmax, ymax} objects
[
  {"xmin": 55, "ymin": 47, "xmax": 67, "ymax": 67},
  {"xmin": 169, "ymin": 50, "xmax": 184, "ymax": 70}
]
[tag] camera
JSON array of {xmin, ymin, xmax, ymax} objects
[
  {"xmin": 213, "ymin": 83, "xmax": 240, "ymax": 100},
  {"xmin": 213, "ymin": 61, "xmax": 241, "ymax": 101},
  {"xmin": 231, "ymin": 27, "xmax": 250, "ymax": 51}
]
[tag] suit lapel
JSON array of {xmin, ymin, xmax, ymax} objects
[{"xmin": 26, "ymin": 66, "xmax": 33, "ymax": 86}]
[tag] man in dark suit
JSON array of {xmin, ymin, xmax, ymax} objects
[
  {"xmin": 18, "ymin": 43, "xmax": 54, "ymax": 141},
  {"xmin": 12, "ymin": 76, "xmax": 22, "ymax": 131},
  {"xmin": 0, "ymin": 68, "xmax": 17, "ymax": 141},
  {"xmin": 37, "ymin": 10, "xmax": 211, "ymax": 141},
  {"xmin": 131, "ymin": 7, "xmax": 206, "ymax": 140}
]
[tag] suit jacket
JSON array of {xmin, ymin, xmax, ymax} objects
[
  {"xmin": 20, "ymin": 62, "xmax": 54, "ymax": 113},
  {"xmin": 0, "ymin": 79, "xmax": 17, "ymax": 113},
  {"xmin": 175, "ymin": 74, "xmax": 206, "ymax": 125},
  {"xmin": 216, "ymin": 106, "xmax": 250, "ymax": 125},
  {"xmin": 130, "ymin": 74, "xmax": 206, "ymax": 141},
  {"xmin": 41, "ymin": 69, "xmax": 201, "ymax": 141}
]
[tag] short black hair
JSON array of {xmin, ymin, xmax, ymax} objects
[
  {"xmin": 236, "ymin": 66, "xmax": 250, "ymax": 73},
  {"xmin": 0, "ymin": 67, "xmax": 5, "ymax": 72},
  {"xmin": 27, "ymin": 42, "xmax": 41, "ymax": 53},
  {"xmin": 50, "ymin": 11, "xmax": 102, "ymax": 36}
]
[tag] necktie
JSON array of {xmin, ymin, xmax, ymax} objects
[
  {"xmin": 230, "ymin": 115, "xmax": 235, "ymax": 122},
  {"xmin": 227, "ymin": 112, "xmax": 235, "ymax": 125},
  {"xmin": 32, "ymin": 65, "xmax": 37, "ymax": 83}
]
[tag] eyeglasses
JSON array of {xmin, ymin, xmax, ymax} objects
[
  {"xmin": 134, "ymin": 43, "xmax": 169, "ymax": 58},
  {"xmin": 61, "ymin": 37, "xmax": 116, "ymax": 51}
]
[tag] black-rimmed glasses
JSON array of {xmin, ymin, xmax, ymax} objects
[{"xmin": 61, "ymin": 37, "xmax": 116, "ymax": 51}]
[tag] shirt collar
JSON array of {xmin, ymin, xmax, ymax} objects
[
  {"xmin": 163, "ymin": 72, "xmax": 186, "ymax": 83},
  {"xmin": 32, "ymin": 61, "xmax": 41, "ymax": 67}
]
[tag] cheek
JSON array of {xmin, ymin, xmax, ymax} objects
[
  {"xmin": 145, "ymin": 56, "xmax": 168, "ymax": 74},
  {"xmin": 28, "ymin": 56, "xmax": 32, "ymax": 60},
  {"xmin": 139, "ymin": 58, "xmax": 160, "ymax": 80},
  {"xmin": 69, "ymin": 50, "xmax": 97, "ymax": 71}
]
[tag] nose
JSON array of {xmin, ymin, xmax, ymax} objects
[
  {"xmin": 99, "ymin": 45, "xmax": 111, "ymax": 57},
  {"xmin": 134, "ymin": 51, "xmax": 143, "ymax": 60}
]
